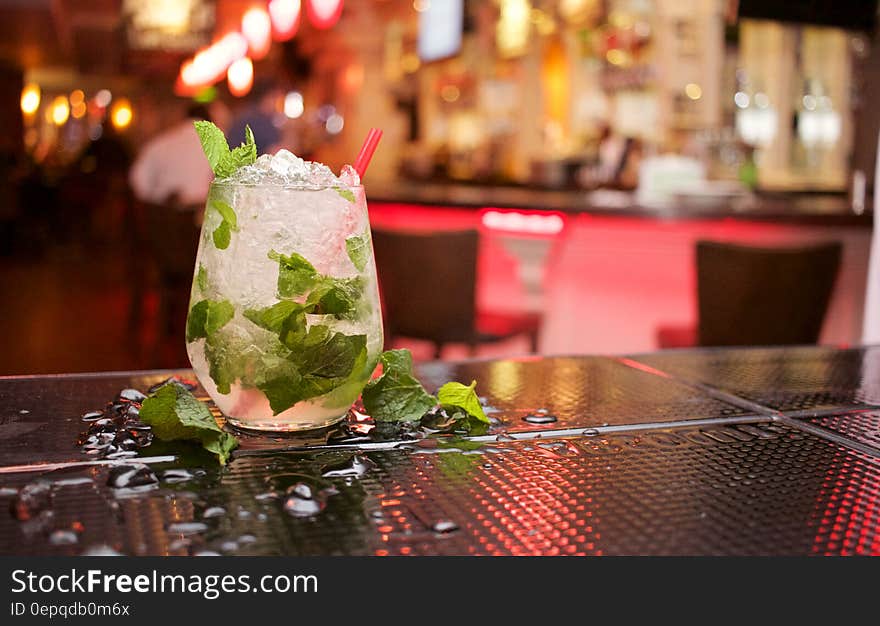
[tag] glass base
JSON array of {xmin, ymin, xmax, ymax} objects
[{"xmin": 225, "ymin": 412, "xmax": 347, "ymax": 433}]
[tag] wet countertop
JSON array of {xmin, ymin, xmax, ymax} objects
[
  {"xmin": 1, "ymin": 345, "xmax": 880, "ymax": 556},
  {"xmin": 371, "ymin": 182, "xmax": 873, "ymax": 227}
]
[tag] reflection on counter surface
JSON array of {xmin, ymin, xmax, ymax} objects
[{"xmin": 0, "ymin": 0, "xmax": 877, "ymax": 374}]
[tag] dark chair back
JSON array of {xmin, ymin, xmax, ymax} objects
[
  {"xmin": 371, "ymin": 228, "xmax": 478, "ymax": 344},
  {"xmin": 696, "ymin": 239, "xmax": 842, "ymax": 346},
  {"xmin": 132, "ymin": 201, "xmax": 201, "ymax": 284}
]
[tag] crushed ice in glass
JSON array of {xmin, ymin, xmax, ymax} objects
[{"xmin": 221, "ymin": 149, "xmax": 360, "ymax": 189}]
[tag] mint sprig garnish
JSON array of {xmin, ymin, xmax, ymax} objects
[
  {"xmin": 139, "ymin": 381, "xmax": 238, "ymax": 465},
  {"xmin": 194, "ymin": 121, "xmax": 257, "ymax": 178}
]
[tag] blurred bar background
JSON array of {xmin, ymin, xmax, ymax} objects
[{"xmin": 0, "ymin": 0, "xmax": 877, "ymax": 374}]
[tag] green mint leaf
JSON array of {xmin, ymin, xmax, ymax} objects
[
  {"xmin": 204, "ymin": 336, "xmax": 236, "ymax": 394},
  {"xmin": 437, "ymin": 380, "xmax": 489, "ymax": 424},
  {"xmin": 203, "ymin": 431, "xmax": 239, "ymax": 467},
  {"xmin": 205, "ymin": 300, "xmax": 234, "ymax": 335},
  {"xmin": 254, "ymin": 354, "xmax": 303, "ymax": 415},
  {"xmin": 244, "ymin": 300, "xmax": 305, "ymax": 333},
  {"xmin": 345, "ymin": 233, "xmax": 370, "ymax": 272},
  {"xmin": 293, "ymin": 328, "xmax": 367, "ymax": 379},
  {"xmin": 139, "ymin": 382, "xmax": 238, "ymax": 465},
  {"xmin": 186, "ymin": 299, "xmax": 234, "ymax": 341},
  {"xmin": 213, "ymin": 220, "xmax": 231, "ymax": 249},
  {"xmin": 334, "ymin": 187, "xmax": 356, "ymax": 202},
  {"xmin": 211, "ymin": 199, "xmax": 238, "ymax": 231},
  {"xmin": 306, "ymin": 276, "xmax": 363, "ymax": 317},
  {"xmin": 362, "ymin": 349, "xmax": 436, "ymax": 422},
  {"xmin": 268, "ymin": 249, "xmax": 319, "ymax": 297},
  {"xmin": 195, "ymin": 121, "xmax": 258, "ymax": 179},
  {"xmin": 244, "ymin": 124, "xmax": 255, "ymax": 148},
  {"xmin": 194, "ymin": 121, "xmax": 230, "ymax": 177},
  {"xmin": 252, "ymin": 331, "xmax": 369, "ymax": 415},
  {"xmin": 219, "ymin": 143, "xmax": 257, "ymax": 177},
  {"xmin": 186, "ymin": 300, "xmax": 208, "ymax": 341},
  {"xmin": 196, "ymin": 265, "xmax": 208, "ymax": 292}
]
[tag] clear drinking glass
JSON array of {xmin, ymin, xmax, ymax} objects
[{"xmin": 185, "ymin": 180, "xmax": 383, "ymax": 431}]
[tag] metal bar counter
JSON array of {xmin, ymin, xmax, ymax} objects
[{"xmin": 1, "ymin": 345, "xmax": 879, "ymax": 556}]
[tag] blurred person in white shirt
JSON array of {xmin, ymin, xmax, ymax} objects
[{"xmin": 129, "ymin": 104, "xmax": 216, "ymax": 210}]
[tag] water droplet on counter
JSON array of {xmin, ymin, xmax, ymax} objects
[
  {"xmin": 194, "ymin": 550, "xmax": 221, "ymax": 557},
  {"xmin": 107, "ymin": 465, "xmax": 158, "ymax": 489},
  {"xmin": 238, "ymin": 534, "xmax": 257, "ymax": 545},
  {"xmin": 167, "ymin": 539, "xmax": 190, "ymax": 553},
  {"xmin": 202, "ymin": 506, "xmax": 226, "ymax": 519},
  {"xmin": 81, "ymin": 411, "xmax": 104, "ymax": 422},
  {"xmin": 254, "ymin": 491, "xmax": 280, "ymax": 502},
  {"xmin": 523, "ymin": 413, "xmax": 558, "ymax": 424},
  {"xmin": 49, "ymin": 530, "xmax": 79, "ymax": 546},
  {"xmin": 162, "ymin": 469, "xmax": 199, "ymax": 484},
  {"xmin": 105, "ymin": 450, "xmax": 138, "ymax": 460},
  {"xmin": 10, "ymin": 480, "xmax": 51, "ymax": 521},
  {"xmin": 80, "ymin": 544, "xmax": 123, "ymax": 556},
  {"xmin": 321, "ymin": 453, "xmax": 377, "ymax": 478},
  {"xmin": 237, "ymin": 509, "xmax": 253, "ymax": 520},
  {"xmin": 583, "ymin": 428, "xmax": 600, "ymax": 437},
  {"xmin": 220, "ymin": 541, "xmax": 239, "ymax": 552},
  {"xmin": 51, "ymin": 477, "xmax": 94, "ymax": 487},
  {"xmin": 432, "ymin": 520, "xmax": 459, "ymax": 534},
  {"xmin": 167, "ymin": 522, "xmax": 209, "ymax": 535},
  {"xmin": 118, "ymin": 389, "xmax": 147, "ymax": 403},
  {"xmin": 283, "ymin": 483, "xmax": 327, "ymax": 518}
]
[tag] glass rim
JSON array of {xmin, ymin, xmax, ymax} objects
[{"xmin": 210, "ymin": 180, "xmax": 364, "ymax": 191}]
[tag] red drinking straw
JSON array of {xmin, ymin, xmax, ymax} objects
[{"xmin": 353, "ymin": 128, "xmax": 383, "ymax": 180}]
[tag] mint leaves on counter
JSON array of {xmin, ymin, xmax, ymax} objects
[
  {"xmin": 437, "ymin": 380, "xmax": 489, "ymax": 425},
  {"xmin": 140, "ymin": 381, "xmax": 238, "ymax": 465},
  {"xmin": 195, "ymin": 121, "xmax": 257, "ymax": 178},
  {"xmin": 361, "ymin": 350, "xmax": 489, "ymax": 432},
  {"xmin": 362, "ymin": 350, "xmax": 437, "ymax": 422}
]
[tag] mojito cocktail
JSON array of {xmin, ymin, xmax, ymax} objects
[{"xmin": 186, "ymin": 149, "xmax": 383, "ymax": 431}]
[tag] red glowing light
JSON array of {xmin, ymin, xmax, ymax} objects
[
  {"xmin": 306, "ymin": 0, "xmax": 343, "ymax": 29},
  {"xmin": 269, "ymin": 0, "xmax": 301, "ymax": 40}
]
